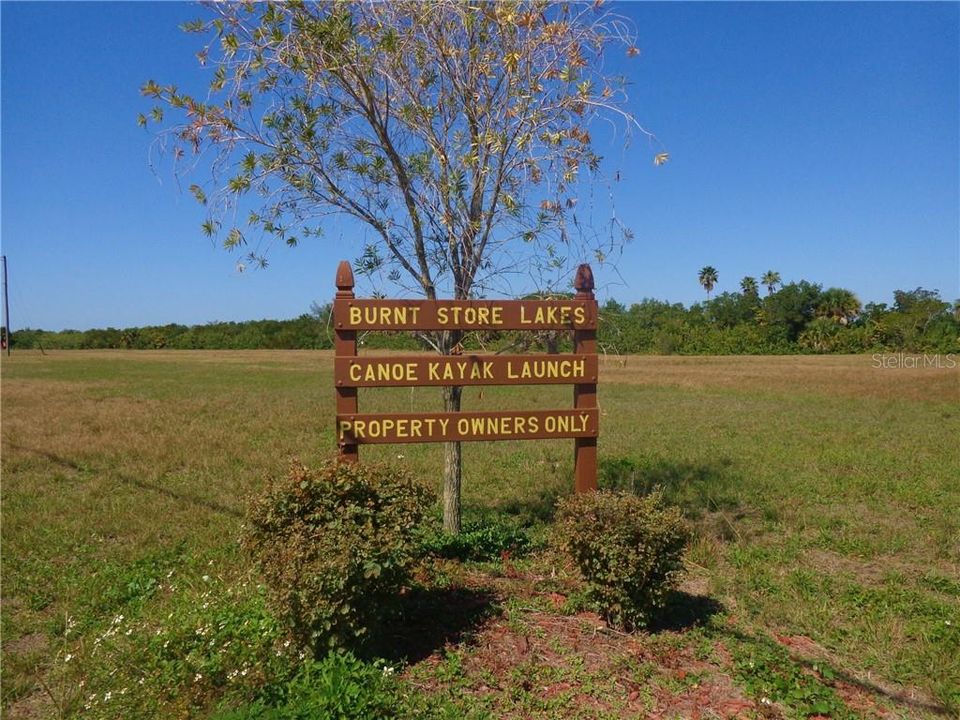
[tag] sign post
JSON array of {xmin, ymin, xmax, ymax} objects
[
  {"xmin": 334, "ymin": 261, "xmax": 359, "ymax": 462},
  {"xmin": 573, "ymin": 264, "xmax": 598, "ymax": 492},
  {"xmin": 332, "ymin": 261, "xmax": 599, "ymax": 491}
]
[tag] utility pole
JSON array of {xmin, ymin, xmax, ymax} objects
[{"xmin": 2, "ymin": 255, "xmax": 10, "ymax": 356}]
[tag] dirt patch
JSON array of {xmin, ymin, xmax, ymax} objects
[
  {"xmin": 4, "ymin": 690, "xmax": 56, "ymax": 720},
  {"xmin": 3, "ymin": 633, "xmax": 48, "ymax": 657},
  {"xmin": 409, "ymin": 608, "xmax": 765, "ymax": 719}
]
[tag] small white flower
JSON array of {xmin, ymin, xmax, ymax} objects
[
  {"xmin": 194, "ymin": 673, "xmax": 203, "ymax": 682},
  {"xmin": 382, "ymin": 665, "xmax": 395, "ymax": 676},
  {"xmin": 397, "ymin": 454, "xmax": 405, "ymax": 460},
  {"xmin": 125, "ymin": 628, "xmax": 133, "ymax": 636},
  {"xmin": 760, "ymin": 697, "xmax": 772, "ymax": 706},
  {"xmin": 64, "ymin": 653, "xmax": 74, "ymax": 663},
  {"xmin": 120, "ymin": 688, "xmax": 128, "ymax": 695},
  {"xmin": 202, "ymin": 575, "xmax": 211, "ymax": 582},
  {"xmin": 103, "ymin": 691, "xmax": 112, "ymax": 702}
]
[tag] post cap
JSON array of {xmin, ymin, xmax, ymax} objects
[
  {"xmin": 335, "ymin": 260, "xmax": 355, "ymax": 291},
  {"xmin": 574, "ymin": 264, "xmax": 594, "ymax": 293}
]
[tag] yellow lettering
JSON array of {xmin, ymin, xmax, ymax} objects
[
  {"xmin": 410, "ymin": 419, "xmax": 423, "ymax": 437},
  {"xmin": 349, "ymin": 306, "xmax": 361, "ymax": 326},
  {"xmin": 428, "ymin": 362, "xmax": 439, "ymax": 381},
  {"xmin": 349, "ymin": 364, "xmax": 361, "ymax": 382},
  {"xmin": 574, "ymin": 306, "xmax": 586, "ymax": 325},
  {"xmin": 437, "ymin": 307, "xmax": 448, "ymax": 325},
  {"xmin": 338, "ymin": 420, "xmax": 352, "ymax": 441}
]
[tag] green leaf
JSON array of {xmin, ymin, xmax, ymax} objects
[
  {"xmin": 189, "ymin": 184, "xmax": 207, "ymax": 205},
  {"xmin": 224, "ymin": 228, "xmax": 245, "ymax": 250}
]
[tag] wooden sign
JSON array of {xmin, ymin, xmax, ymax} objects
[
  {"xmin": 333, "ymin": 299, "xmax": 597, "ymax": 331},
  {"xmin": 334, "ymin": 261, "xmax": 599, "ymax": 492},
  {"xmin": 335, "ymin": 354, "xmax": 598, "ymax": 387},
  {"xmin": 337, "ymin": 408, "xmax": 599, "ymax": 445}
]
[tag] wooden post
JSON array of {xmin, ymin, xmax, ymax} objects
[
  {"xmin": 334, "ymin": 261, "xmax": 359, "ymax": 462},
  {"xmin": 573, "ymin": 264, "xmax": 598, "ymax": 492}
]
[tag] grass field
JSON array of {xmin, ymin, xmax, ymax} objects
[{"xmin": 2, "ymin": 350, "xmax": 958, "ymax": 719}]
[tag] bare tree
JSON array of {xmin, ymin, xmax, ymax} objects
[{"xmin": 142, "ymin": 0, "xmax": 663, "ymax": 533}]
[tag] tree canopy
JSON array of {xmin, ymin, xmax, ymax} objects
[{"xmin": 142, "ymin": 1, "xmax": 663, "ymax": 306}]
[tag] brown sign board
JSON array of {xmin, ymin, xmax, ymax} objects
[
  {"xmin": 333, "ymin": 260, "xmax": 600, "ymax": 493},
  {"xmin": 333, "ymin": 298, "xmax": 597, "ymax": 331},
  {"xmin": 337, "ymin": 408, "xmax": 599, "ymax": 445},
  {"xmin": 335, "ymin": 353, "xmax": 599, "ymax": 387}
]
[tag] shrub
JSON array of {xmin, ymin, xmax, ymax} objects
[
  {"xmin": 243, "ymin": 459, "xmax": 433, "ymax": 655},
  {"xmin": 554, "ymin": 490, "xmax": 690, "ymax": 630},
  {"xmin": 420, "ymin": 517, "xmax": 532, "ymax": 562},
  {"xmin": 211, "ymin": 651, "xmax": 401, "ymax": 720}
]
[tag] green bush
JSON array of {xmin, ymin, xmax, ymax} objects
[
  {"xmin": 420, "ymin": 517, "xmax": 532, "ymax": 562},
  {"xmin": 243, "ymin": 459, "xmax": 433, "ymax": 655},
  {"xmin": 554, "ymin": 490, "xmax": 690, "ymax": 630},
  {"xmin": 211, "ymin": 651, "xmax": 401, "ymax": 720}
]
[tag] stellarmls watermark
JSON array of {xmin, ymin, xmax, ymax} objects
[{"xmin": 871, "ymin": 353, "xmax": 957, "ymax": 369}]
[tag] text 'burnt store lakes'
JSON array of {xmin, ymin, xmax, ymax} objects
[{"xmin": 333, "ymin": 261, "xmax": 600, "ymax": 491}]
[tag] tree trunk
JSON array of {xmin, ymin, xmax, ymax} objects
[
  {"xmin": 442, "ymin": 384, "xmax": 463, "ymax": 534},
  {"xmin": 439, "ymin": 329, "xmax": 463, "ymax": 534}
]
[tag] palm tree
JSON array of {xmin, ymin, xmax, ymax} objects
[
  {"xmin": 740, "ymin": 276, "xmax": 758, "ymax": 297},
  {"xmin": 816, "ymin": 288, "xmax": 862, "ymax": 325},
  {"xmin": 698, "ymin": 266, "xmax": 718, "ymax": 300},
  {"xmin": 761, "ymin": 270, "xmax": 781, "ymax": 296},
  {"xmin": 799, "ymin": 317, "xmax": 840, "ymax": 352}
]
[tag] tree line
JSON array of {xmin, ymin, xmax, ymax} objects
[{"xmin": 8, "ymin": 281, "xmax": 957, "ymax": 355}]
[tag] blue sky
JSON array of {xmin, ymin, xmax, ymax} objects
[{"xmin": 2, "ymin": 1, "xmax": 957, "ymax": 331}]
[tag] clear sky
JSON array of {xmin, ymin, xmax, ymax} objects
[{"xmin": 2, "ymin": 1, "xmax": 958, "ymax": 331}]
